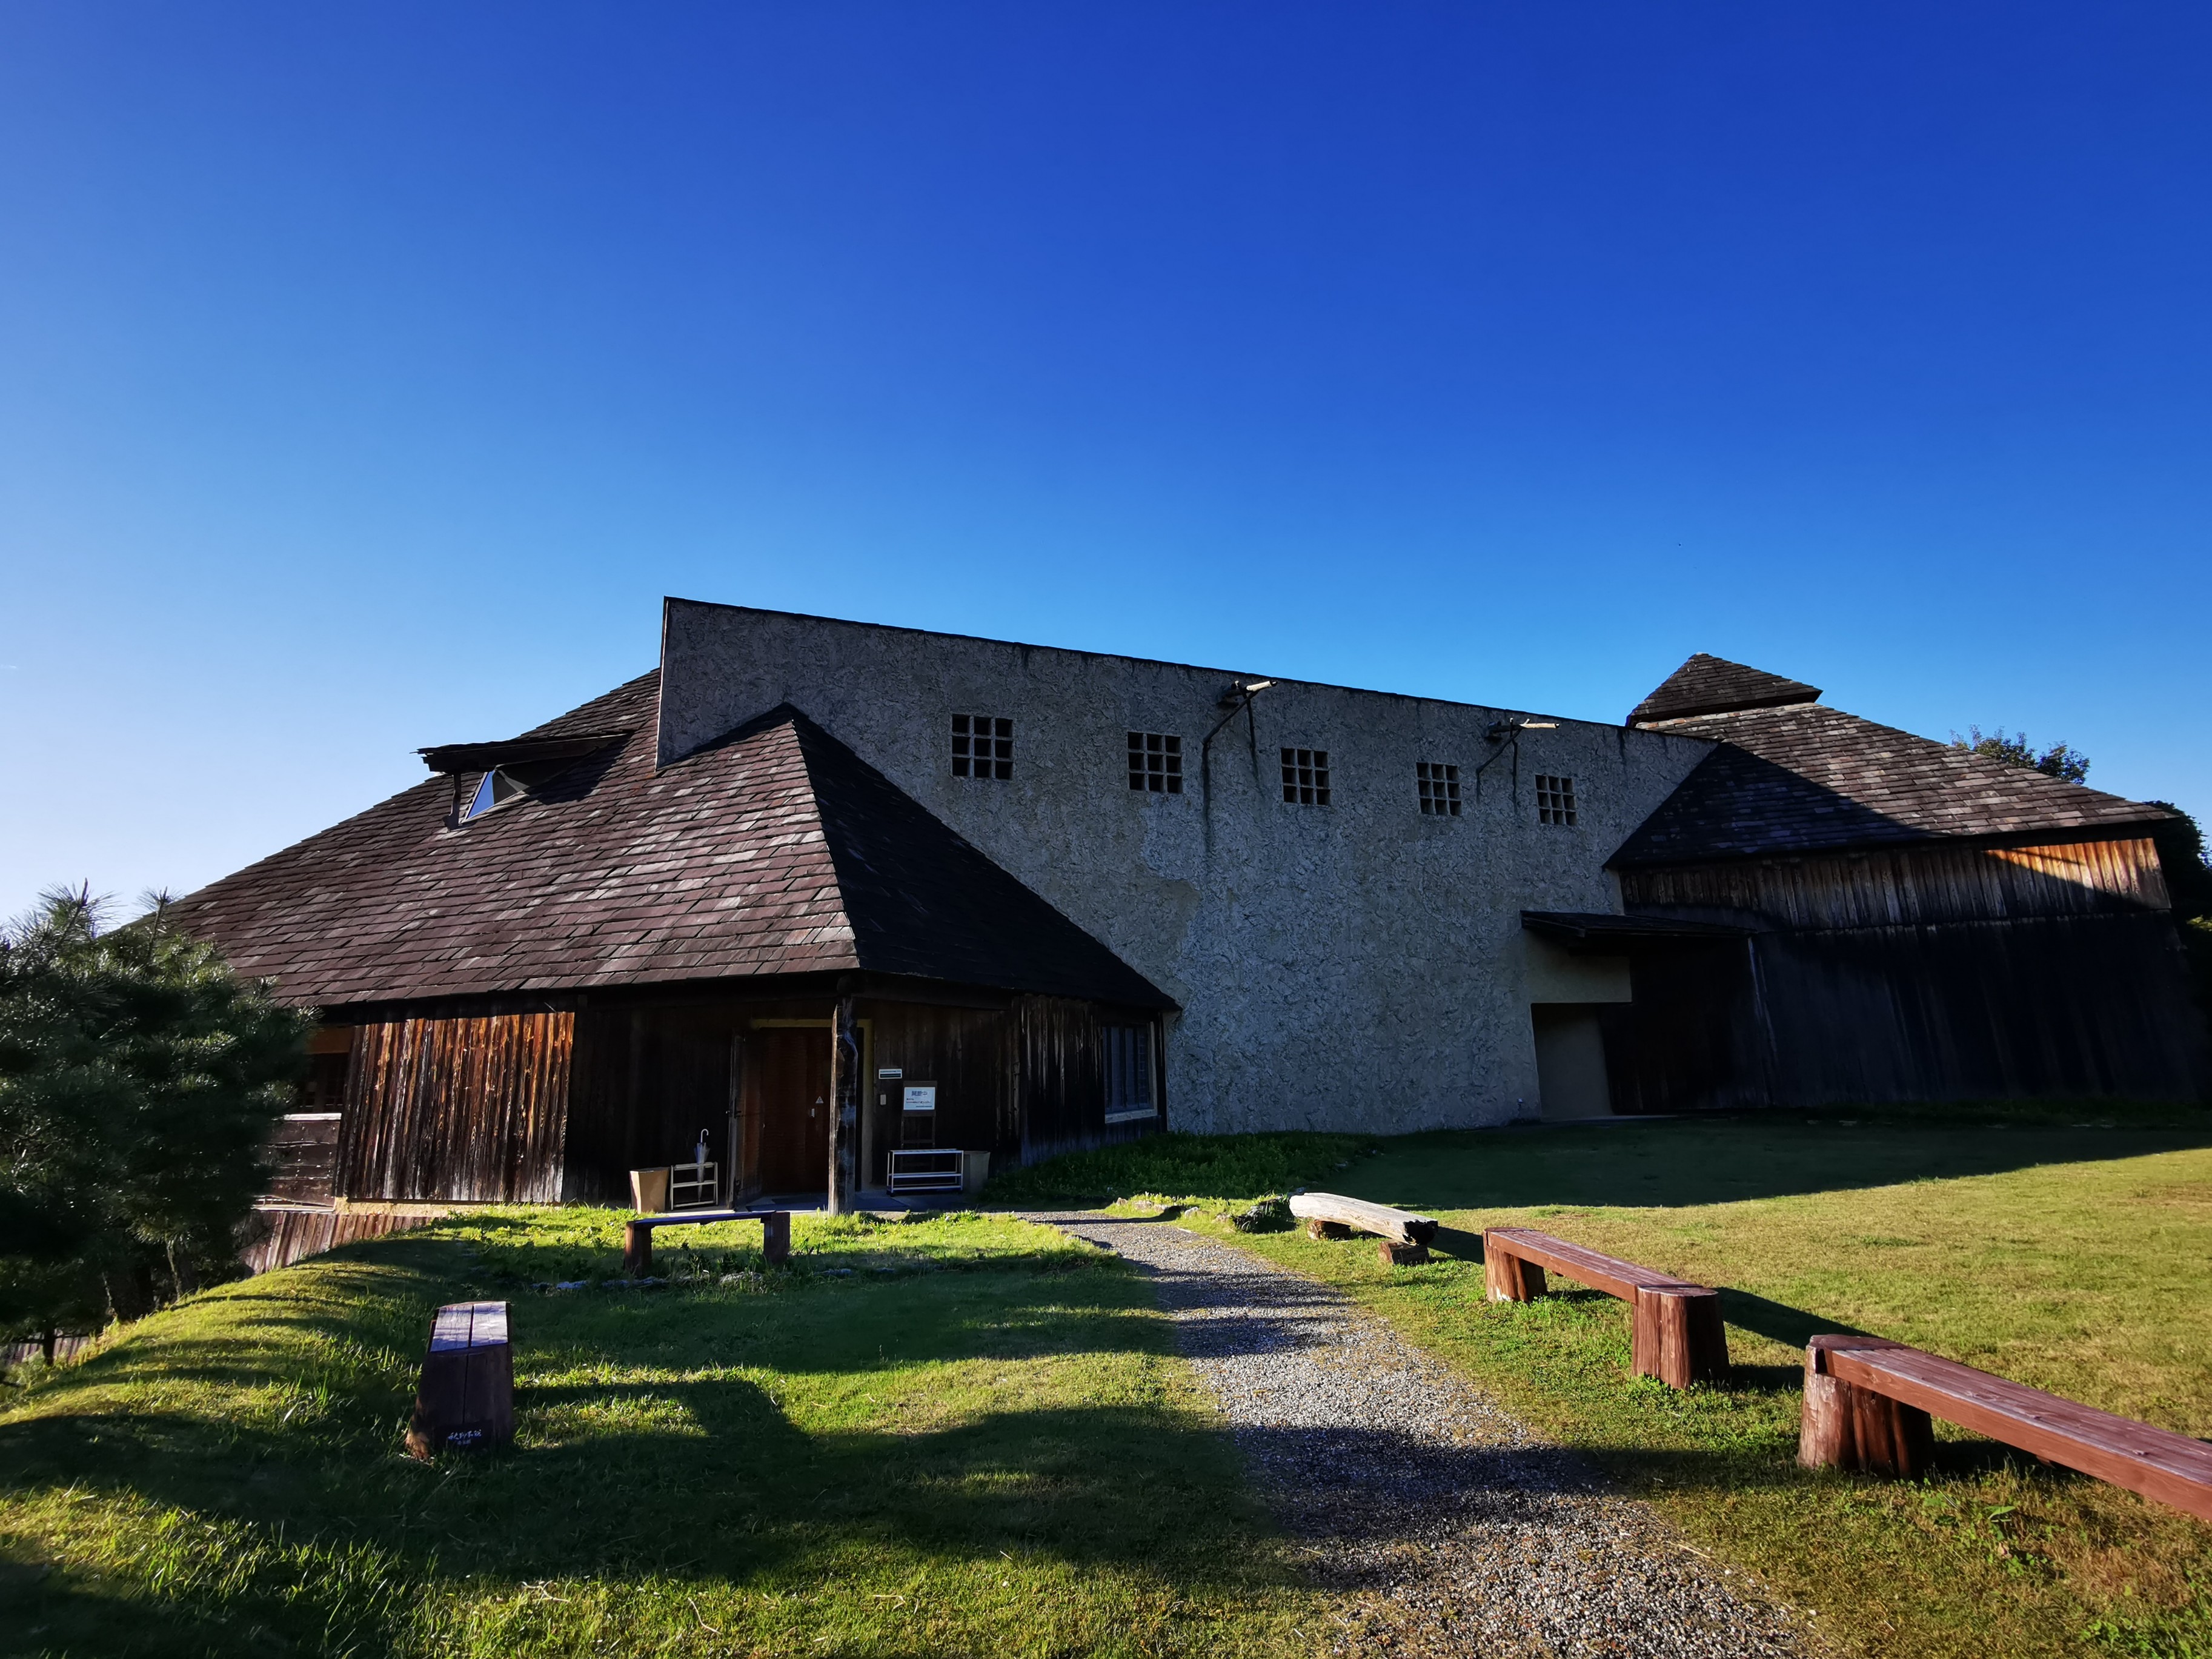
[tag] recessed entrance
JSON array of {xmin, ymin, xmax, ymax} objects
[
  {"xmin": 1532, "ymin": 1003, "xmax": 1615, "ymax": 1120},
  {"xmin": 754, "ymin": 1026, "xmax": 832, "ymax": 1192}
]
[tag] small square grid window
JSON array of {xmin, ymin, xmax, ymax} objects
[
  {"xmin": 952, "ymin": 714, "xmax": 1014, "ymax": 780},
  {"xmin": 1128, "ymin": 731, "xmax": 1183, "ymax": 793},
  {"xmin": 1281, "ymin": 747, "xmax": 1330, "ymax": 806},
  {"xmin": 1536, "ymin": 774, "xmax": 1577, "ymax": 826},
  {"xmin": 1417, "ymin": 761, "xmax": 1461, "ymax": 816}
]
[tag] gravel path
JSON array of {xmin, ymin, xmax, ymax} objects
[{"xmin": 1038, "ymin": 1213, "xmax": 1810, "ymax": 1659}]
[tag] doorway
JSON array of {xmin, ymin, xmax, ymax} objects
[
  {"xmin": 754, "ymin": 1026, "xmax": 832, "ymax": 1192},
  {"xmin": 1532, "ymin": 1003, "xmax": 1615, "ymax": 1120}
]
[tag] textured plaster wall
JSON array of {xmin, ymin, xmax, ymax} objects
[{"xmin": 657, "ymin": 600, "xmax": 1713, "ymax": 1134}]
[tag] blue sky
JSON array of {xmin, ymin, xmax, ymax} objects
[{"xmin": 3, "ymin": 2, "xmax": 2208, "ymax": 920}]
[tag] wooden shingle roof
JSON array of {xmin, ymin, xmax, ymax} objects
[
  {"xmin": 166, "ymin": 674, "xmax": 1171, "ymax": 1010},
  {"xmin": 1628, "ymin": 653, "xmax": 1822, "ymax": 726},
  {"xmin": 1611, "ymin": 701, "xmax": 2172, "ymax": 866}
]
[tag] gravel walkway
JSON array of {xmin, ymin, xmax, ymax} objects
[{"xmin": 1038, "ymin": 1213, "xmax": 1810, "ymax": 1659}]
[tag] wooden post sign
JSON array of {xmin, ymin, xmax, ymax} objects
[
  {"xmin": 405, "ymin": 1300, "xmax": 514, "ymax": 1460},
  {"xmin": 828, "ymin": 993, "xmax": 860, "ymax": 1215}
]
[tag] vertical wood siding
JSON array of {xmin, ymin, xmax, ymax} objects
[
  {"xmin": 563, "ymin": 1002, "xmax": 736, "ymax": 1203},
  {"xmin": 241, "ymin": 1206, "xmax": 442, "ymax": 1276},
  {"xmin": 1015, "ymin": 996, "xmax": 1161, "ymax": 1165},
  {"xmin": 337, "ymin": 1011, "xmax": 574, "ymax": 1201},
  {"xmin": 1620, "ymin": 837, "xmax": 2170, "ymax": 931},
  {"xmin": 1605, "ymin": 835, "xmax": 2210, "ymax": 1109},
  {"xmin": 860, "ymin": 1000, "xmax": 1015, "ymax": 1184}
]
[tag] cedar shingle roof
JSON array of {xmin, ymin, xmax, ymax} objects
[
  {"xmin": 1628, "ymin": 653, "xmax": 1821, "ymax": 725},
  {"xmin": 166, "ymin": 674, "xmax": 1170, "ymax": 1009},
  {"xmin": 1611, "ymin": 701, "xmax": 2172, "ymax": 866}
]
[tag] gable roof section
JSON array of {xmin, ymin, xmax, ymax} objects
[
  {"xmin": 1629, "ymin": 653, "xmax": 1822, "ymax": 726},
  {"xmin": 165, "ymin": 676, "xmax": 1170, "ymax": 1009},
  {"xmin": 1612, "ymin": 702, "xmax": 2171, "ymax": 866}
]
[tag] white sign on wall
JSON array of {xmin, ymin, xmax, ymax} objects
[{"xmin": 902, "ymin": 1085, "xmax": 937, "ymax": 1112}]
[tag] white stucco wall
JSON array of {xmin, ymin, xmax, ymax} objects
[{"xmin": 656, "ymin": 600, "xmax": 1712, "ymax": 1134}]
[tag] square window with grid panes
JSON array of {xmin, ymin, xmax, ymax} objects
[
  {"xmin": 1536, "ymin": 774, "xmax": 1577, "ymax": 826},
  {"xmin": 952, "ymin": 714, "xmax": 1014, "ymax": 780},
  {"xmin": 1127, "ymin": 731, "xmax": 1183, "ymax": 793},
  {"xmin": 1281, "ymin": 747, "xmax": 1330, "ymax": 806},
  {"xmin": 1417, "ymin": 761, "xmax": 1460, "ymax": 816}
]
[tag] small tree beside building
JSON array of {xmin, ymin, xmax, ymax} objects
[{"xmin": 0, "ymin": 888, "xmax": 308, "ymax": 1357}]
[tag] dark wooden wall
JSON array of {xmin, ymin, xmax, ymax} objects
[
  {"xmin": 859, "ymin": 999, "xmax": 1014, "ymax": 1185},
  {"xmin": 337, "ymin": 1009, "xmax": 573, "ymax": 1201},
  {"xmin": 322, "ymin": 981, "xmax": 1163, "ymax": 1205},
  {"xmin": 1015, "ymin": 996, "xmax": 1163, "ymax": 1164},
  {"xmin": 1622, "ymin": 836, "xmax": 2171, "ymax": 931},
  {"xmin": 565, "ymin": 1001, "xmax": 737, "ymax": 1203},
  {"xmin": 1610, "ymin": 836, "xmax": 2212, "ymax": 1108}
]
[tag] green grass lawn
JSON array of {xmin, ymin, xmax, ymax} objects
[
  {"xmin": 0, "ymin": 1209, "xmax": 1330, "ymax": 1658},
  {"xmin": 1072, "ymin": 1113, "xmax": 2212, "ymax": 1659}
]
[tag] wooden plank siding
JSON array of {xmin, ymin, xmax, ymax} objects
[
  {"xmin": 1604, "ymin": 836, "xmax": 2210, "ymax": 1109},
  {"xmin": 337, "ymin": 1011, "xmax": 574, "ymax": 1202},
  {"xmin": 1016, "ymin": 996, "xmax": 1164, "ymax": 1164},
  {"xmin": 327, "ymin": 983, "xmax": 1164, "ymax": 1206},
  {"xmin": 861, "ymin": 999, "xmax": 1015, "ymax": 1188},
  {"xmin": 1619, "ymin": 836, "xmax": 2170, "ymax": 932},
  {"xmin": 564, "ymin": 1000, "xmax": 736, "ymax": 1205},
  {"xmin": 242, "ymin": 1206, "xmax": 444, "ymax": 1276}
]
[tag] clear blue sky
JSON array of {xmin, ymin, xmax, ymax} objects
[{"xmin": 4, "ymin": 2, "xmax": 2208, "ymax": 921}]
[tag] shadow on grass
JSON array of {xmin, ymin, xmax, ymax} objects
[
  {"xmin": 0, "ymin": 1226, "xmax": 1320, "ymax": 1652},
  {"xmin": 1715, "ymin": 1288, "xmax": 1878, "ymax": 1351},
  {"xmin": 1340, "ymin": 1114, "xmax": 2212, "ymax": 1212}
]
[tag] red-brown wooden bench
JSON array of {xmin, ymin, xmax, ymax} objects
[
  {"xmin": 622, "ymin": 1208, "xmax": 791, "ymax": 1277},
  {"xmin": 1483, "ymin": 1226, "xmax": 1730, "ymax": 1389},
  {"xmin": 1800, "ymin": 1334, "xmax": 2212, "ymax": 1521}
]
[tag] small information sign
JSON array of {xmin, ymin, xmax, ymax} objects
[{"xmin": 903, "ymin": 1085, "xmax": 937, "ymax": 1112}]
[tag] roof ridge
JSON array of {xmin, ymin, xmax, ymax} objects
[{"xmin": 1629, "ymin": 653, "xmax": 1822, "ymax": 726}]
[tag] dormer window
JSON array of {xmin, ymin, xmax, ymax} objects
[
  {"xmin": 417, "ymin": 730, "xmax": 629, "ymax": 826},
  {"xmin": 460, "ymin": 757, "xmax": 588, "ymax": 821},
  {"xmin": 464, "ymin": 768, "xmax": 530, "ymax": 820}
]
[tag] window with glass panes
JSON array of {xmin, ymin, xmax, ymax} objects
[
  {"xmin": 1103, "ymin": 1025, "xmax": 1155, "ymax": 1123},
  {"xmin": 1127, "ymin": 731, "xmax": 1183, "ymax": 793},
  {"xmin": 1536, "ymin": 774, "xmax": 1577, "ymax": 826},
  {"xmin": 1417, "ymin": 762, "xmax": 1460, "ymax": 816},
  {"xmin": 1281, "ymin": 748, "xmax": 1330, "ymax": 806},
  {"xmin": 952, "ymin": 714, "xmax": 1013, "ymax": 780}
]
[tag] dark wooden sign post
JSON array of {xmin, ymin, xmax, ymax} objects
[
  {"xmin": 406, "ymin": 1300, "xmax": 514, "ymax": 1459},
  {"xmin": 827, "ymin": 991, "xmax": 860, "ymax": 1214}
]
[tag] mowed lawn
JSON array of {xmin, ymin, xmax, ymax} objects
[
  {"xmin": 0, "ymin": 1209, "xmax": 1328, "ymax": 1658},
  {"xmin": 1115, "ymin": 1116, "xmax": 2212, "ymax": 1659}
]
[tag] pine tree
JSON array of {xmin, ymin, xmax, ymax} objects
[{"xmin": 0, "ymin": 888, "xmax": 309, "ymax": 1351}]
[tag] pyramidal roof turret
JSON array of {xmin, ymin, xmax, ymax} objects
[{"xmin": 1628, "ymin": 653, "xmax": 1822, "ymax": 726}]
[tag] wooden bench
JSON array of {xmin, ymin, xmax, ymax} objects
[
  {"xmin": 622, "ymin": 1208, "xmax": 791, "ymax": 1277},
  {"xmin": 1483, "ymin": 1227, "xmax": 1730, "ymax": 1389},
  {"xmin": 1800, "ymin": 1335, "xmax": 2212, "ymax": 1520},
  {"xmin": 1289, "ymin": 1192, "xmax": 1438, "ymax": 1264},
  {"xmin": 406, "ymin": 1300, "xmax": 513, "ymax": 1458}
]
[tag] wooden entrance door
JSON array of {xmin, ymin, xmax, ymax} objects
[{"xmin": 755, "ymin": 1027, "xmax": 831, "ymax": 1193}]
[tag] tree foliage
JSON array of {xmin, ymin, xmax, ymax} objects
[
  {"xmin": 0, "ymin": 887, "xmax": 310, "ymax": 1347},
  {"xmin": 1948, "ymin": 725, "xmax": 2091, "ymax": 784},
  {"xmin": 2144, "ymin": 802, "xmax": 2212, "ymax": 1030}
]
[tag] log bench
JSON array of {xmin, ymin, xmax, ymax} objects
[
  {"xmin": 406, "ymin": 1300, "xmax": 513, "ymax": 1458},
  {"xmin": 1483, "ymin": 1226, "xmax": 1730, "ymax": 1389},
  {"xmin": 623, "ymin": 1208, "xmax": 791, "ymax": 1277},
  {"xmin": 1800, "ymin": 1335, "xmax": 2212, "ymax": 1521},
  {"xmin": 1288, "ymin": 1192, "xmax": 1438, "ymax": 1264}
]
